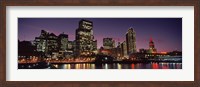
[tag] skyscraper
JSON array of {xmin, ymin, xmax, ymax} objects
[
  {"xmin": 92, "ymin": 40, "xmax": 98, "ymax": 54},
  {"xmin": 103, "ymin": 38, "xmax": 115, "ymax": 49},
  {"xmin": 35, "ymin": 30, "xmax": 48, "ymax": 52},
  {"xmin": 121, "ymin": 41, "xmax": 128, "ymax": 58},
  {"xmin": 148, "ymin": 37, "xmax": 157, "ymax": 53},
  {"xmin": 75, "ymin": 19, "xmax": 96, "ymax": 56},
  {"xmin": 34, "ymin": 30, "xmax": 58, "ymax": 57},
  {"xmin": 126, "ymin": 27, "xmax": 136, "ymax": 55},
  {"xmin": 58, "ymin": 33, "xmax": 68, "ymax": 51}
]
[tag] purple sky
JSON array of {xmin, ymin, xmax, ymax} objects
[{"xmin": 18, "ymin": 18, "xmax": 182, "ymax": 52}]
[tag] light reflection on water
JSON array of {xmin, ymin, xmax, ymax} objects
[{"xmin": 52, "ymin": 62, "xmax": 182, "ymax": 69}]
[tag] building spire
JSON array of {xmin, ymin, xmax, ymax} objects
[{"xmin": 150, "ymin": 36, "xmax": 153, "ymax": 42}]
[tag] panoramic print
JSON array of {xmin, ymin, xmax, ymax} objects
[{"xmin": 18, "ymin": 18, "xmax": 182, "ymax": 69}]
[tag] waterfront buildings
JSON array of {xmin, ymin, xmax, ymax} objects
[
  {"xmin": 121, "ymin": 41, "xmax": 128, "ymax": 58},
  {"xmin": 35, "ymin": 30, "xmax": 49, "ymax": 52},
  {"xmin": 103, "ymin": 38, "xmax": 115, "ymax": 49},
  {"xmin": 31, "ymin": 19, "xmax": 98, "ymax": 58},
  {"xmin": 34, "ymin": 30, "xmax": 73, "ymax": 58},
  {"xmin": 148, "ymin": 37, "xmax": 157, "ymax": 53},
  {"xmin": 67, "ymin": 41, "xmax": 75, "ymax": 52},
  {"xmin": 92, "ymin": 40, "xmax": 98, "ymax": 54},
  {"xmin": 75, "ymin": 19, "xmax": 97, "ymax": 56},
  {"xmin": 58, "ymin": 33, "xmax": 68, "ymax": 51},
  {"xmin": 34, "ymin": 30, "xmax": 59, "ymax": 56},
  {"xmin": 126, "ymin": 27, "xmax": 137, "ymax": 55},
  {"xmin": 19, "ymin": 19, "xmax": 181, "ymax": 62}
]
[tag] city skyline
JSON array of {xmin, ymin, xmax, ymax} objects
[{"xmin": 18, "ymin": 18, "xmax": 182, "ymax": 52}]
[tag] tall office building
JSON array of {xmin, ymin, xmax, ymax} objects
[
  {"xmin": 92, "ymin": 40, "xmax": 98, "ymax": 54},
  {"xmin": 121, "ymin": 41, "xmax": 128, "ymax": 57},
  {"xmin": 75, "ymin": 19, "xmax": 96, "ymax": 56},
  {"xmin": 47, "ymin": 33, "xmax": 58, "ymax": 52},
  {"xmin": 58, "ymin": 33, "xmax": 68, "ymax": 51},
  {"xmin": 148, "ymin": 37, "xmax": 157, "ymax": 53},
  {"xmin": 35, "ymin": 30, "xmax": 49, "ymax": 52},
  {"xmin": 65, "ymin": 40, "xmax": 75, "ymax": 57},
  {"xmin": 103, "ymin": 38, "xmax": 115, "ymax": 49},
  {"xmin": 67, "ymin": 41, "xmax": 74, "ymax": 51},
  {"xmin": 126, "ymin": 27, "xmax": 136, "ymax": 55},
  {"xmin": 35, "ymin": 30, "xmax": 58, "ymax": 56}
]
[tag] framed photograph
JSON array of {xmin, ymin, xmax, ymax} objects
[
  {"xmin": 0, "ymin": 0, "xmax": 199, "ymax": 87},
  {"xmin": 17, "ymin": 18, "xmax": 182, "ymax": 70}
]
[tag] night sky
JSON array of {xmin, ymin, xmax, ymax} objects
[{"xmin": 18, "ymin": 18, "xmax": 182, "ymax": 52}]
